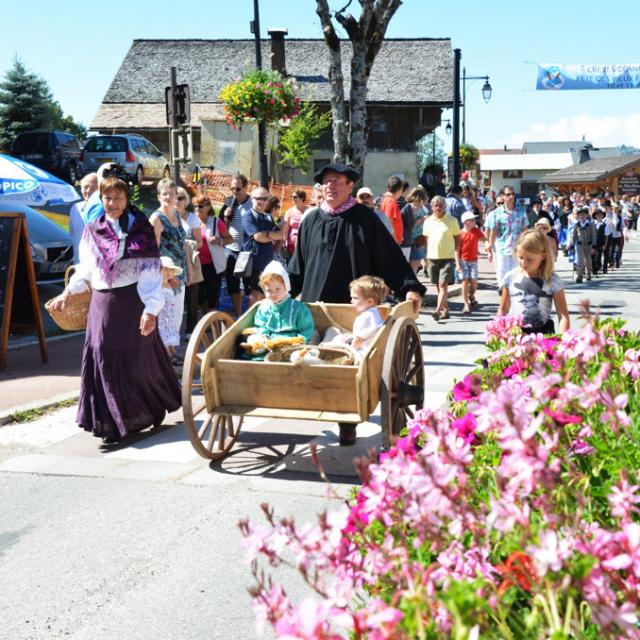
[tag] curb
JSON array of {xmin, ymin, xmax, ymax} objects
[{"xmin": 0, "ymin": 390, "xmax": 80, "ymax": 427}]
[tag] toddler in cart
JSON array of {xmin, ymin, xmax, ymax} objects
[
  {"xmin": 158, "ymin": 256, "xmax": 183, "ymax": 365},
  {"xmin": 238, "ymin": 260, "xmax": 315, "ymax": 359},
  {"xmin": 323, "ymin": 275, "xmax": 387, "ymax": 362}
]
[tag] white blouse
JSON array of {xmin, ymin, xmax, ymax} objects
[{"xmin": 67, "ymin": 216, "xmax": 164, "ymax": 317}]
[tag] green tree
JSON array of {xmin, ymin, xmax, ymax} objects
[
  {"xmin": 275, "ymin": 102, "xmax": 331, "ymax": 175},
  {"xmin": 0, "ymin": 55, "xmax": 86, "ymax": 151},
  {"xmin": 417, "ymin": 132, "xmax": 446, "ymax": 176},
  {"xmin": 460, "ymin": 143, "xmax": 480, "ymax": 170}
]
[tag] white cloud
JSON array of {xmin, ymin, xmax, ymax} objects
[{"xmin": 507, "ymin": 113, "xmax": 640, "ymax": 148}]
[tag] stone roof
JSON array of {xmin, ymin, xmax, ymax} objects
[
  {"xmin": 92, "ymin": 103, "xmax": 226, "ymax": 130},
  {"xmin": 101, "ymin": 38, "xmax": 453, "ymax": 106},
  {"xmin": 542, "ymin": 154, "xmax": 640, "ymax": 184}
]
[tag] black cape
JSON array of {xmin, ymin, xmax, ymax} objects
[{"xmin": 288, "ymin": 203, "xmax": 426, "ymax": 303}]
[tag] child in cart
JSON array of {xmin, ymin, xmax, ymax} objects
[
  {"xmin": 323, "ymin": 275, "xmax": 387, "ymax": 361},
  {"xmin": 239, "ymin": 261, "xmax": 315, "ymax": 359}
]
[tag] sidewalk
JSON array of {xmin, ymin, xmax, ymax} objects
[{"xmin": 0, "ymin": 333, "xmax": 84, "ymax": 421}]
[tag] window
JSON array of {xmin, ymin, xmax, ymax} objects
[
  {"xmin": 85, "ymin": 137, "xmax": 128, "ymax": 152},
  {"xmin": 503, "ymin": 170, "xmax": 523, "ymax": 178}
]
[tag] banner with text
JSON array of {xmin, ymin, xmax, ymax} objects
[{"xmin": 536, "ymin": 64, "xmax": 640, "ymax": 90}]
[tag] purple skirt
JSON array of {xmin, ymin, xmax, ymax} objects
[{"xmin": 77, "ymin": 283, "xmax": 181, "ymax": 439}]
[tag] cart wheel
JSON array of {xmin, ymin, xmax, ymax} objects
[
  {"xmin": 182, "ymin": 311, "xmax": 243, "ymax": 460},
  {"xmin": 380, "ymin": 316, "xmax": 425, "ymax": 448}
]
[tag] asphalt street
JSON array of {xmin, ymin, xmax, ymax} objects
[{"xmin": 1, "ymin": 238, "xmax": 639, "ymax": 639}]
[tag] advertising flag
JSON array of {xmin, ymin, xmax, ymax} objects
[{"xmin": 537, "ymin": 64, "xmax": 640, "ymax": 90}]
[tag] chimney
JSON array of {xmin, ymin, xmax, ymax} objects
[
  {"xmin": 268, "ymin": 28, "xmax": 288, "ymax": 75},
  {"xmin": 578, "ymin": 146, "xmax": 591, "ymax": 164}
]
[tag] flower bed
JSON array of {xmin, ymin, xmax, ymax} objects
[
  {"xmin": 240, "ymin": 308, "xmax": 640, "ymax": 639},
  {"xmin": 219, "ymin": 69, "xmax": 301, "ymax": 127}
]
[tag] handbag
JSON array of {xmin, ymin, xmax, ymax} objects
[
  {"xmin": 184, "ymin": 239, "xmax": 204, "ymax": 284},
  {"xmin": 233, "ymin": 250, "xmax": 253, "ymax": 278}
]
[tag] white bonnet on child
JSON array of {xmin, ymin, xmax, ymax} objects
[
  {"xmin": 260, "ymin": 260, "xmax": 291, "ymax": 292},
  {"xmin": 160, "ymin": 256, "xmax": 183, "ymax": 276}
]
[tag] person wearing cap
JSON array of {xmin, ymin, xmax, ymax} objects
[
  {"xmin": 158, "ymin": 256, "xmax": 184, "ymax": 363},
  {"xmin": 458, "ymin": 211, "xmax": 486, "ymax": 313},
  {"xmin": 356, "ymin": 186, "xmax": 394, "ymax": 236},
  {"xmin": 288, "ymin": 163, "xmax": 425, "ymax": 311},
  {"xmin": 240, "ymin": 260, "xmax": 315, "ymax": 360},
  {"xmin": 534, "ymin": 216, "xmax": 558, "ymax": 260},
  {"xmin": 571, "ymin": 207, "xmax": 594, "ymax": 283},
  {"xmin": 591, "ymin": 208, "xmax": 609, "ymax": 276}
]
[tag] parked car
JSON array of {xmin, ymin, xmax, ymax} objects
[
  {"xmin": 81, "ymin": 134, "xmax": 171, "ymax": 184},
  {"xmin": 10, "ymin": 130, "xmax": 83, "ymax": 184},
  {"xmin": 0, "ymin": 203, "xmax": 74, "ymax": 283}
]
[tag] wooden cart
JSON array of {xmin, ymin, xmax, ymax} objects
[{"xmin": 181, "ymin": 300, "xmax": 424, "ymax": 460}]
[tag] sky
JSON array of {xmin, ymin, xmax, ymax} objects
[{"xmin": 3, "ymin": 0, "xmax": 640, "ymax": 154}]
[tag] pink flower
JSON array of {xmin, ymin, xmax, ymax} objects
[
  {"xmin": 609, "ymin": 475, "xmax": 640, "ymax": 522},
  {"xmin": 622, "ymin": 348, "xmax": 640, "ymax": 379},
  {"xmin": 451, "ymin": 412, "xmax": 477, "ymax": 444},
  {"xmin": 502, "ymin": 358, "xmax": 527, "ymax": 378},
  {"xmin": 542, "ymin": 406, "xmax": 582, "ymax": 425},
  {"xmin": 452, "ymin": 374, "xmax": 482, "ymax": 401}
]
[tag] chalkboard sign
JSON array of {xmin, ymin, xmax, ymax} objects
[
  {"xmin": 0, "ymin": 213, "xmax": 48, "ymax": 371},
  {"xmin": 619, "ymin": 172, "xmax": 640, "ymax": 196}
]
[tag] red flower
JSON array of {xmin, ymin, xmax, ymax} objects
[{"xmin": 496, "ymin": 551, "xmax": 538, "ymax": 595}]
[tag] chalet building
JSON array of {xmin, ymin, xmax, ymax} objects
[
  {"xmin": 479, "ymin": 141, "xmax": 633, "ymax": 197},
  {"xmin": 91, "ymin": 34, "xmax": 453, "ymax": 192},
  {"xmin": 541, "ymin": 153, "xmax": 640, "ymax": 197}
]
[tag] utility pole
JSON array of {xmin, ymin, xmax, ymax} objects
[
  {"xmin": 170, "ymin": 67, "xmax": 181, "ymax": 185},
  {"xmin": 452, "ymin": 49, "xmax": 461, "ymax": 189},
  {"xmin": 251, "ymin": 0, "xmax": 269, "ymax": 188}
]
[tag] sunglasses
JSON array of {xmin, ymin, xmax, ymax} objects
[
  {"xmin": 194, "ymin": 204, "xmax": 209, "ymax": 208},
  {"xmin": 231, "ymin": 187, "xmax": 243, "ymax": 192},
  {"xmin": 253, "ymin": 196, "xmax": 269, "ymax": 201},
  {"xmin": 177, "ymin": 196, "xmax": 187, "ymax": 201}
]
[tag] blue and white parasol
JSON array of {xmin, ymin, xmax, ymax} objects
[{"xmin": 0, "ymin": 153, "xmax": 80, "ymax": 206}]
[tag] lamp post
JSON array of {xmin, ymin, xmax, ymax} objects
[
  {"xmin": 431, "ymin": 119, "xmax": 452, "ymax": 167},
  {"xmin": 462, "ymin": 67, "xmax": 492, "ymax": 145},
  {"xmin": 452, "ymin": 49, "xmax": 461, "ymax": 188}
]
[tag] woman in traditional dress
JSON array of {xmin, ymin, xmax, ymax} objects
[{"xmin": 50, "ymin": 176, "xmax": 181, "ymax": 444}]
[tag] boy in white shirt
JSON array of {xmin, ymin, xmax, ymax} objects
[{"xmin": 349, "ymin": 276, "xmax": 387, "ymax": 355}]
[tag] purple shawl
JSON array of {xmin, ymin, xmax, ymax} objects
[
  {"xmin": 83, "ymin": 210, "xmax": 160, "ymax": 285},
  {"xmin": 320, "ymin": 195, "xmax": 358, "ymax": 216}
]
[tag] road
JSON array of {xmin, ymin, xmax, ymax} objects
[{"xmin": 1, "ymin": 238, "xmax": 639, "ymax": 639}]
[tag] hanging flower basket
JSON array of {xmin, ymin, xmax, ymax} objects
[{"xmin": 219, "ymin": 69, "xmax": 301, "ymax": 128}]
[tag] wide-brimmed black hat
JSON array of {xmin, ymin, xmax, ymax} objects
[{"xmin": 313, "ymin": 163, "xmax": 360, "ymax": 184}]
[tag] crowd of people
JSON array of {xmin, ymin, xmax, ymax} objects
[{"xmin": 53, "ymin": 159, "xmax": 638, "ymax": 447}]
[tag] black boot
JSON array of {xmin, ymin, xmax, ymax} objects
[{"xmin": 338, "ymin": 423, "xmax": 357, "ymax": 446}]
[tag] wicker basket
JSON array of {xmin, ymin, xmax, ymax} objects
[
  {"xmin": 44, "ymin": 266, "xmax": 91, "ymax": 331},
  {"xmin": 265, "ymin": 344, "xmax": 355, "ymax": 366}
]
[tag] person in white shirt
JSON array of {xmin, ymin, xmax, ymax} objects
[
  {"xmin": 50, "ymin": 176, "xmax": 181, "ymax": 445},
  {"xmin": 68, "ymin": 173, "xmax": 98, "ymax": 263}
]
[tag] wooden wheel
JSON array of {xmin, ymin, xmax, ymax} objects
[
  {"xmin": 380, "ymin": 316, "xmax": 425, "ymax": 448},
  {"xmin": 182, "ymin": 311, "xmax": 243, "ymax": 460}
]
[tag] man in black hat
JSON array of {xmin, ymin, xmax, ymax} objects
[{"xmin": 288, "ymin": 163, "xmax": 425, "ymax": 310}]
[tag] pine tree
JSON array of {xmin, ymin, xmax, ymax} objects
[{"xmin": 0, "ymin": 55, "xmax": 85, "ymax": 151}]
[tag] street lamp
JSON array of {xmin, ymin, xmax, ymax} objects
[
  {"xmin": 431, "ymin": 119, "xmax": 452, "ymax": 169},
  {"xmin": 462, "ymin": 67, "xmax": 492, "ymax": 144}
]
